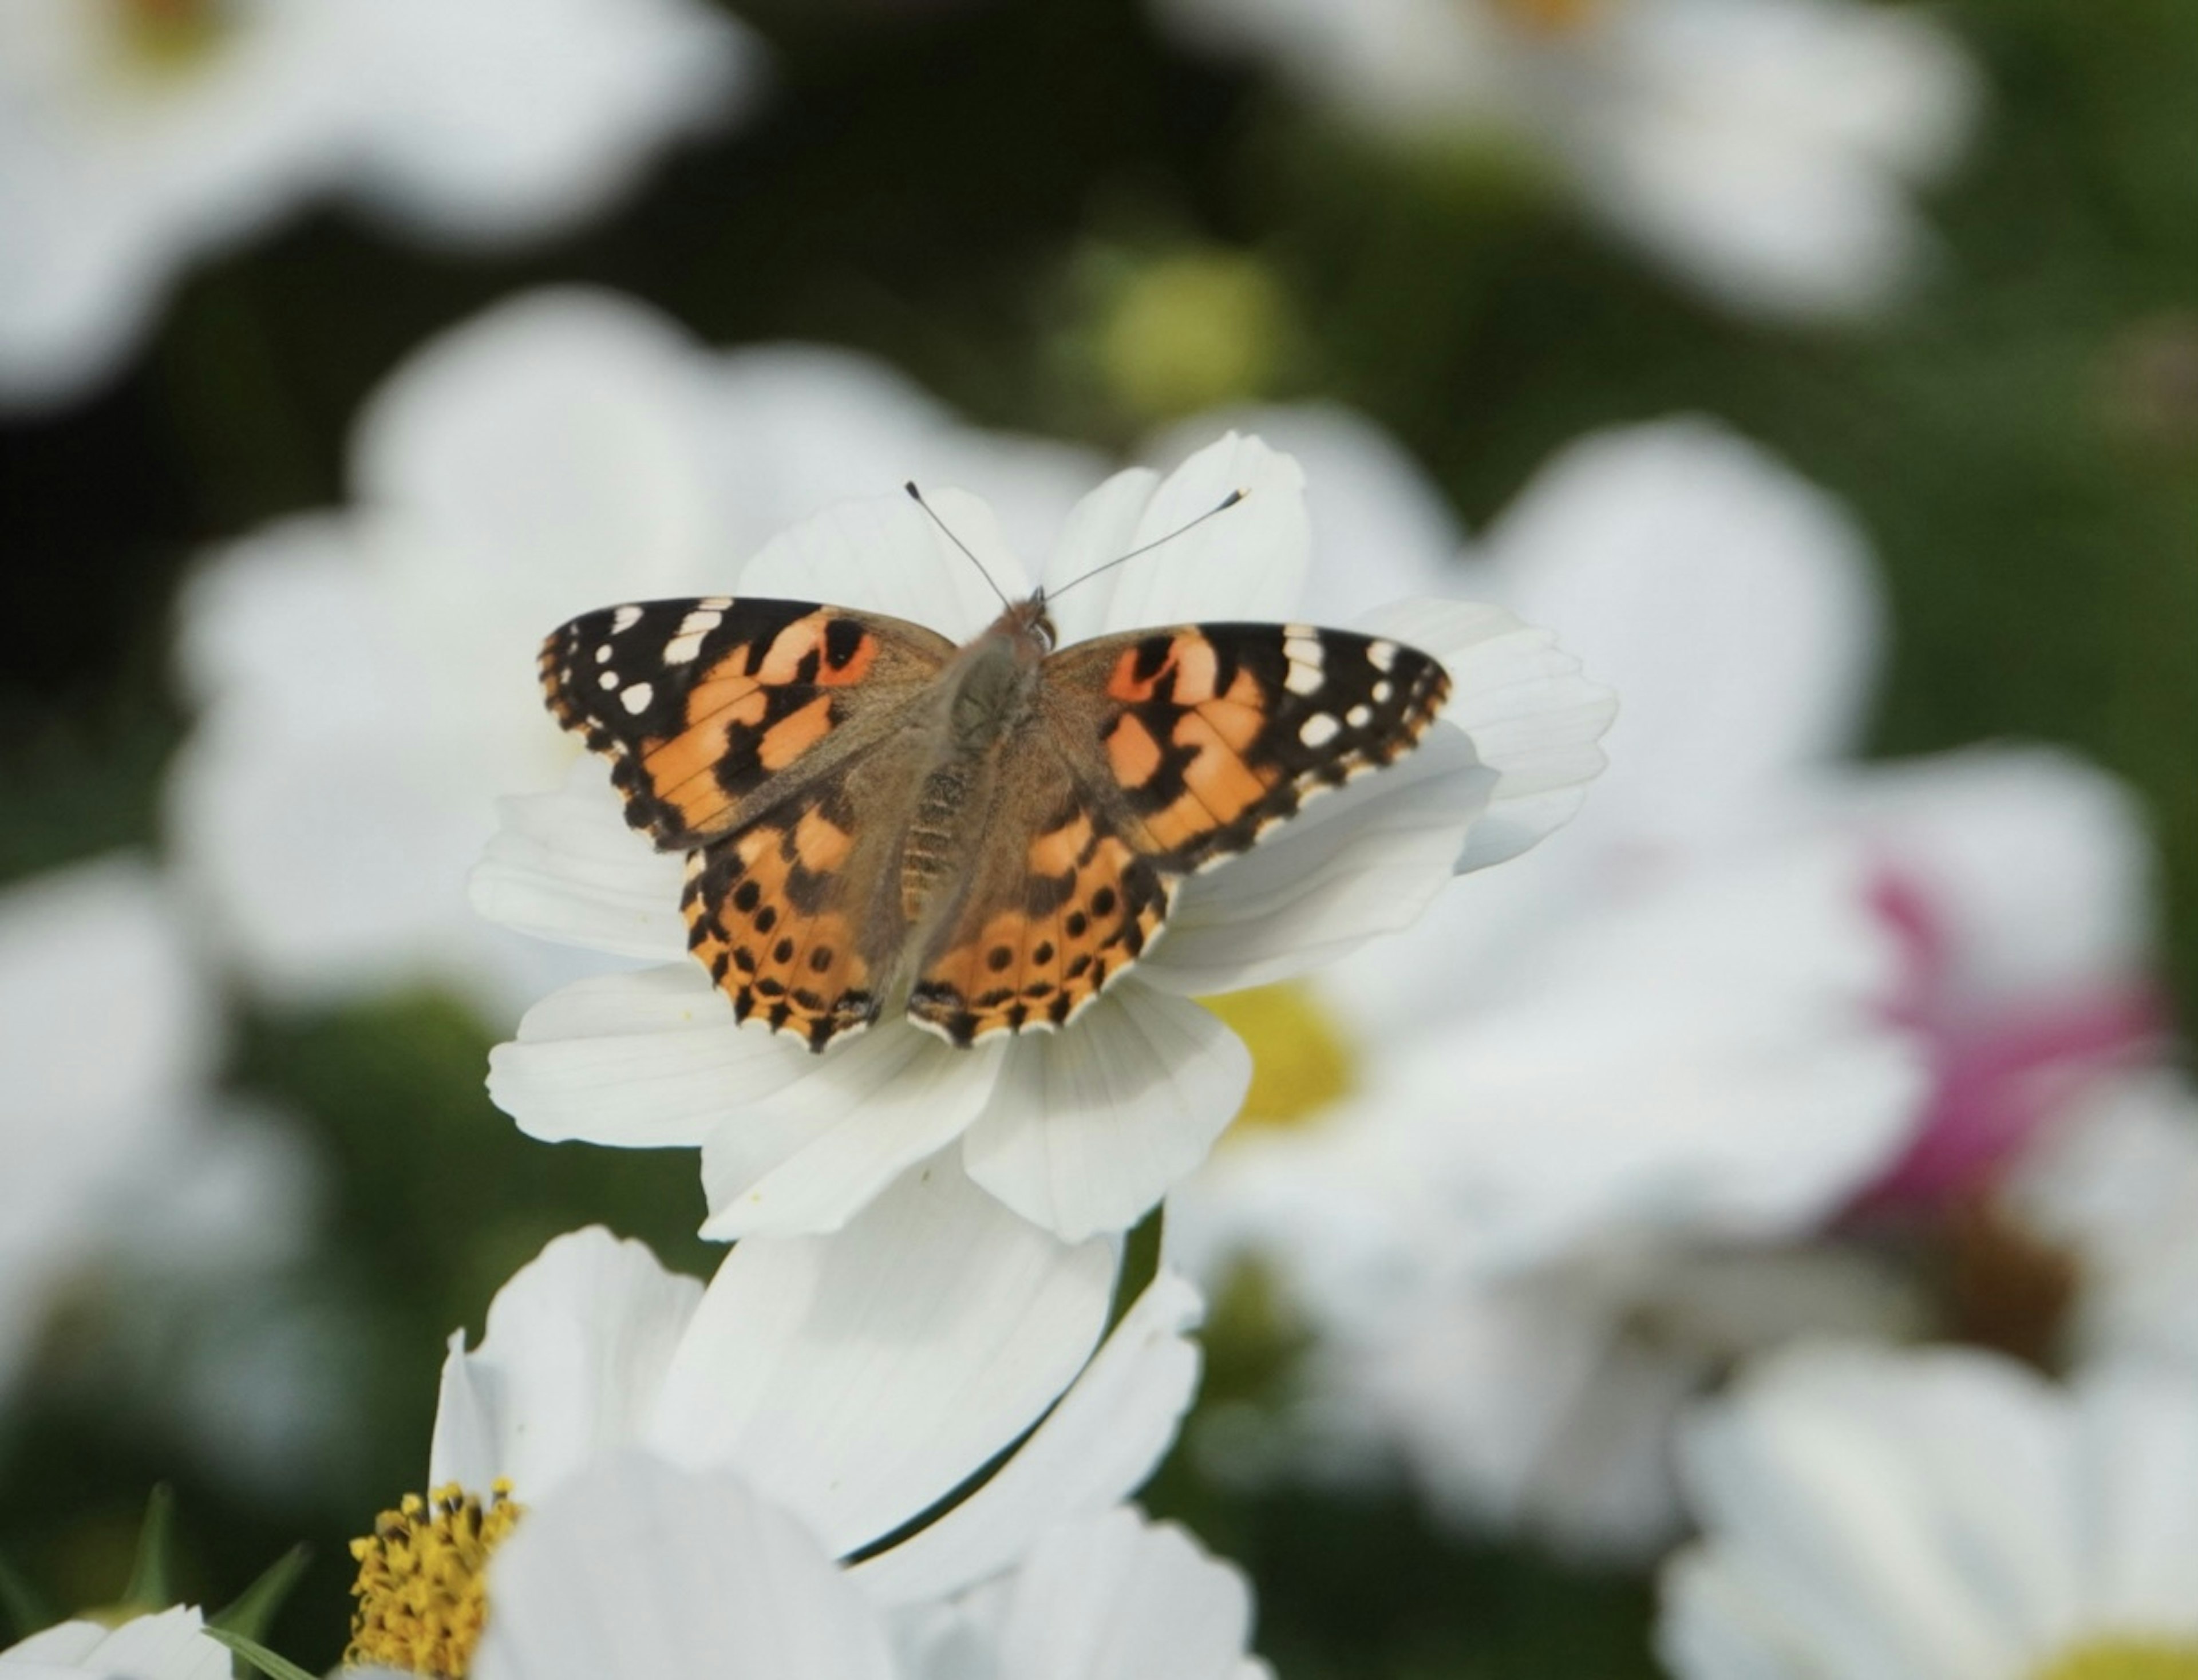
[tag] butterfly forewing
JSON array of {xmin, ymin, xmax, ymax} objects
[{"xmin": 540, "ymin": 596, "xmax": 955, "ymax": 849}]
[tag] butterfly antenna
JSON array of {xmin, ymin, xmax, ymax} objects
[
  {"xmin": 1045, "ymin": 489, "xmax": 1247, "ymax": 603},
  {"xmin": 904, "ymin": 481, "xmax": 1014, "ymax": 610}
]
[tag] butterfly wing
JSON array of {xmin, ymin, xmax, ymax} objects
[
  {"xmin": 542, "ymin": 595, "xmax": 958, "ymax": 1049},
  {"xmin": 905, "ymin": 622, "xmax": 1450, "ymax": 1045},
  {"xmin": 540, "ymin": 595, "xmax": 956, "ymax": 851}
]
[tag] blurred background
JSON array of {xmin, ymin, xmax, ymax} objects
[{"xmin": 4, "ymin": 0, "xmax": 2198, "ymax": 1674}]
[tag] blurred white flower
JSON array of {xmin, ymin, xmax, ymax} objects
[
  {"xmin": 1150, "ymin": 0, "xmax": 1980, "ymax": 320},
  {"xmin": 2003, "ymin": 1071, "xmax": 2198, "ymax": 1374},
  {"xmin": 1661, "ymin": 1343, "xmax": 2198, "ymax": 1680},
  {"xmin": 0, "ymin": 0, "xmax": 758, "ymax": 409},
  {"xmin": 0, "ymin": 855, "xmax": 315, "ymax": 1408},
  {"xmin": 0, "ymin": 1606, "xmax": 228, "ymax": 1679},
  {"xmin": 473, "ymin": 430, "xmax": 1612, "ymax": 1243},
  {"xmin": 404, "ymin": 1456, "xmax": 1272, "ymax": 1680},
  {"xmin": 168, "ymin": 288, "xmax": 1104, "ymax": 1023},
  {"xmin": 1161, "ymin": 409, "xmax": 1926, "ymax": 1553}
]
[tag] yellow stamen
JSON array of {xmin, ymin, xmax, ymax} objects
[
  {"xmin": 112, "ymin": 0, "xmax": 224, "ymax": 72},
  {"xmin": 346, "ymin": 1482, "xmax": 524, "ymax": 1679},
  {"xmin": 1486, "ymin": 0, "xmax": 1602, "ymax": 38},
  {"xmin": 2032, "ymin": 1638, "xmax": 2198, "ymax": 1680},
  {"xmin": 1201, "ymin": 982, "xmax": 1357, "ymax": 1133}
]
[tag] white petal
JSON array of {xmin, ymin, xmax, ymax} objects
[
  {"xmin": 1472, "ymin": 419, "xmax": 1876, "ymax": 843},
  {"xmin": 1355, "ymin": 599, "xmax": 1617, "ymax": 873},
  {"xmin": 697, "ymin": 1025, "xmax": 1007, "ymax": 1240},
  {"xmin": 473, "ymin": 1454, "xmax": 895, "ymax": 1680},
  {"xmin": 649, "ymin": 1159, "xmax": 1119, "ymax": 1558},
  {"xmin": 852, "ymin": 1270, "xmax": 1205, "ymax": 1606},
  {"xmin": 739, "ymin": 487, "xmax": 1029, "ymax": 646},
  {"xmin": 1139, "ymin": 724, "xmax": 1494, "ymax": 995},
  {"xmin": 970, "ymin": 1507, "xmax": 1259, "ymax": 1680},
  {"xmin": 428, "ymin": 1228, "xmax": 702, "ymax": 1499},
  {"xmin": 489, "ymin": 964, "xmax": 810, "ymax": 1149},
  {"xmin": 1037, "ymin": 466, "xmax": 1165, "ymax": 647},
  {"xmin": 1069, "ymin": 434, "xmax": 1309, "ymax": 639},
  {"xmin": 469, "ymin": 760, "xmax": 689, "ymax": 962},
  {"xmin": 1145, "ymin": 402, "xmax": 1466, "ymax": 623},
  {"xmin": 959, "ymin": 987, "xmax": 1251, "ymax": 1241},
  {"xmin": 1, "ymin": 1607, "xmax": 230, "ymax": 1680}
]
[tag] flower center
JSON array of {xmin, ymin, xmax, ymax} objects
[
  {"xmin": 110, "ymin": 0, "xmax": 226, "ymax": 73},
  {"xmin": 1484, "ymin": 0, "xmax": 1602, "ymax": 38},
  {"xmin": 1095, "ymin": 250, "xmax": 1290, "ymax": 423},
  {"xmin": 346, "ymin": 1482, "xmax": 524, "ymax": 1680},
  {"xmin": 1201, "ymin": 982, "xmax": 1358, "ymax": 1133},
  {"xmin": 2033, "ymin": 1638, "xmax": 2198, "ymax": 1680}
]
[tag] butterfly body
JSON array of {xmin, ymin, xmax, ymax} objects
[{"xmin": 542, "ymin": 588, "xmax": 1449, "ymax": 1052}]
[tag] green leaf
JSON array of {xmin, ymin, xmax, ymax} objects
[
  {"xmin": 0, "ymin": 1550, "xmax": 55, "ymax": 1642},
  {"xmin": 210, "ymin": 1545, "xmax": 311, "ymax": 1642},
  {"xmin": 121, "ymin": 1484, "xmax": 179, "ymax": 1612},
  {"xmin": 201, "ymin": 1627, "xmax": 322, "ymax": 1680}
]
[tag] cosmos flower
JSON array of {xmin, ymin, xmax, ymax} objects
[
  {"xmin": 1661, "ymin": 1342, "xmax": 2198, "ymax": 1680},
  {"xmin": 0, "ymin": 1606, "xmax": 228, "ymax": 1679},
  {"xmin": 168, "ymin": 289, "xmax": 1102, "ymax": 1022},
  {"xmin": 340, "ymin": 1191, "xmax": 1224, "ymax": 1677},
  {"xmin": 1150, "ymin": 0, "xmax": 1979, "ymax": 320},
  {"xmin": 472, "ymin": 430, "xmax": 1614, "ymax": 1243},
  {"xmin": 0, "ymin": 0, "xmax": 758, "ymax": 408}
]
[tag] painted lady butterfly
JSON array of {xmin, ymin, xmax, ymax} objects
[{"xmin": 541, "ymin": 524, "xmax": 1450, "ymax": 1053}]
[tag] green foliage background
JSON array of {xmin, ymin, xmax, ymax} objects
[{"xmin": 2, "ymin": 1, "xmax": 2195, "ymax": 1673}]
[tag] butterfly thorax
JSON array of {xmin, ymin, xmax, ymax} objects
[{"xmin": 899, "ymin": 596, "xmax": 1056, "ymax": 926}]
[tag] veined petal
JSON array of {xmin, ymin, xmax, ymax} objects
[
  {"xmin": 0, "ymin": 1608, "xmax": 230, "ymax": 1680},
  {"xmin": 1065, "ymin": 434, "xmax": 1309, "ymax": 641},
  {"xmin": 960, "ymin": 1507, "xmax": 1259, "ymax": 1680},
  {"xmin": 650, "ymin": 1159, "xmax": 1119, "ymax": 1558},
  {"xmin": 428, "ymin": 1228, "xmax": 702, "ymax": 1499},
  {"xmin": 960, "ymin": 987, "xmax": 1251, "ymax": 1241},
  {"xmin": 489, "ymin": 964, "xmax": 809, "ymax": 1149},
  {"xmin": 1353, "ymin": 598, "xmax": 1616, "ymax": 873},
  {"xmin": 697, "ymin": 1026, "xmax": 1007, "ymax": 1240},
  {"xmin": 739, "ymin": 487, "xmax": 1029, "ymax": 645},
  {"xmin": 473, "ymin": 1454, "xmax": 895, "ymax": 1680},
  {"xmin": 852, "ymin": 1270, "xmax": 1204, "ymax": 1606},
  {"xmin": 469, "ymin": 762, "xmax": 689, "ymax": 962},
  {"xmin": 1140, "ymin": 725, "xmax": 1494, "ymax": 995}
]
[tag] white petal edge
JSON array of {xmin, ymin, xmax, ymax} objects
[
  {"xmin": 428, "ymin": 1227, "xmax": 702, "ymax": 1500},
  {"xmin": 473, "ymin": 1454, "xmax": 894, "ymax": 1680},
  {"xmin": 469, "ymin": 761, "xmax": 689, "ymax": 963},
  {"xmin": 649, "ymin": 1158, "xmax": 1120, "ymax": 1558},
  {"xmin": 851, "ymin": 1268, "xmax": 1205, "ymax": 1606},
  {"xmin": 0, "ymin": 1607, "xmax": 230, "ymax": 1680},
  {"xmin": 960, "ymin": 985, "xmax": 1252, "ymax": 1242}
]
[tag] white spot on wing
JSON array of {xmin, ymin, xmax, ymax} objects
[
  {"xmin": 663, "ymin": 633, "xmax": 705, "ymax": 665},
  {"xmin": 620, "ymin": 682, "xmax": 655, "ymax": 714},
  {"xmin": 1372, "ymin": 681, "xmax": 1393, "ymax": 704},
  {"xmin": 699, "ymin": 595, "xmax": 732, "ymax": 611},
  {"xmin": 611, "ymin": 605, "xmax": 643, "ymax": 633},
  {"xmin": 598, "ymin": 670, "xmax": 620, "ymax": 690},
  {"xmin": 1299, "ymin": 713, "xmax": 1341, "ymax": 747},
  {"xmin": 595, "ymin": 643, "xmax": 614, "ymax": 663},
  {"xmin": 1346, "ymin": 704, "xmax": 1372, "ymax": 728},
  {"xmin": 1367, "ymin": 639, "xmax": 1398, "ymax": 672},
  {"xmin": 1283, "ymin": 632, "xmax": 1326, "ymax": 696}
]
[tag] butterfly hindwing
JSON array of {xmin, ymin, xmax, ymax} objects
[{"xmin": 540, "ymin": 595, "xmax": 955, "ymax": 849}]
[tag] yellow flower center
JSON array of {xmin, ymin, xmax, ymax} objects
[
  {"xmin": 110, "ymin": 0, "xmax": 226, "ymax": 73},
  {"xmin": 1201, "ymin": 982, "xmax": 1358, "ymax": 1133},
  {"xmin": 346, "ymin": 1482, "xmax": 524, "ymax": 1680},
  {"xmin": 1485, "ymin": 0, "xmax": 1602, "ymax": 38},
  {"xmin": 2033, "ymin": 1638, "xmax": 2198, "ymax": 1680}
]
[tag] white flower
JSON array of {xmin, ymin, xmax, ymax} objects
[
  {"xmin": 0, "ymin": 0, "xmax": 758, "ymax": 409},
  {"xmin": 1159, "ymin": 410, "xmax": 1923, "ymax": 1553},
  {"xmin": 473, "ymin": 429, "xmax": 1612, "ymax": 1243},
  {"xmin": 1150, "ymin": 0, "xmax": 1979, "ymax": 320},
  {"xmin": 1661, "ymin": 1343, "xmax": 2198, "ymax": 1680},
  {"xmin": 422, "ymin": 1181, "xmax": 1201, "ymax": 1605},
  {"xmin": 1, "ymin": 1606, "xmax": 228, "ymax": 1679},
  {"xmin": 450, "ymin": 1455, "xmax": 1270, "ymax": 1680},
  {"xmin": 2002, "ymin": 1072, "xmax": 2198, "ymax": 1375},
  {"xmin": 168, "ymin": 288, "xmax": 1104, "ymax": 1022},
  {"xmin": 0, "ymin": 855, "xmax": 314, "ymax": 1409}
]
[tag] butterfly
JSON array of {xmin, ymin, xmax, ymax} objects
[{"xmin": 539, "ymin": 505, "xmax": 1451, "ymax": 1053}]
